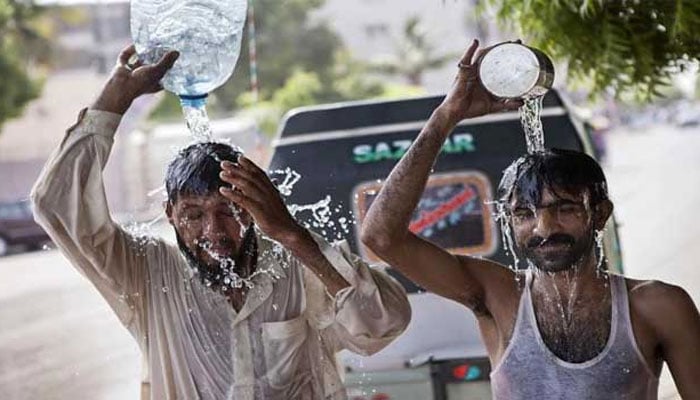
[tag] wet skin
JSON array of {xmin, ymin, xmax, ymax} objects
[
  {"xmin": 166, "ymin": 193, "xmax": 252, "ymax": 269},
  {"xmin": 164, "ymin": 156, "xmax": 351, "ymax": 309},
  {"xmin": 362, "ymin": 38, "xmax": 700, "ymax": 396},
  {"xmin": 510, "ymin": 186, "xmax": 601, "ymax": 273},
  {"xmin": 503, "ymin": 185, "xmax": 614, "ymax": 362}
]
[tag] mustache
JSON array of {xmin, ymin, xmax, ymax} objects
[{"xmin": 527, "ymin": 233, "xmax": 576, "ymax": 249}]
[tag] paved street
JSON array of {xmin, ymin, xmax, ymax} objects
[
  {"xmin": 0, "ymin": 250, "xmax": 140, "ymax": 400},
  {"xmin": 0, "ymin": 125, "xmax": 697, "ymax": 399}
]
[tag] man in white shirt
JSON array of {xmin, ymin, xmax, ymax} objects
[{"xmin": 31, "ymin": 45, "xmax": 410, "ymax": 400}]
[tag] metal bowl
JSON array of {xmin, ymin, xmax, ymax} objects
[{"xmin": 478, "ymin": 42, "xmax": 555, "ymax": 99}]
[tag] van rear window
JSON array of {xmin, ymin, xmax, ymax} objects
[{"xmin": 353, "ymin": 171, "xmax": 498, "ymax": 262}]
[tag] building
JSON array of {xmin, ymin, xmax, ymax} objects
[{"xmin": 315, "ymin": 0, "xmax": 493, "ymax": 93}]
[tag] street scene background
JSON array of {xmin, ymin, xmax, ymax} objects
[{"xmin": 1, "ymin": 1, "xmax": 698, "ymax": 399}]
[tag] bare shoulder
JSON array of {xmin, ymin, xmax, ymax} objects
[
  {"xmin": 626, "ymin": 277, "xmax": 700, "ymax": 337},
  {"xmin": 626, "ymin": 278, "xmax": 696, "ymax": 309}
]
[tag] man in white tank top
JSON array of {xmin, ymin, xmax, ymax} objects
[{"xmin": 361, "ymin": 39, "xmax": 700, "ymax": 399}]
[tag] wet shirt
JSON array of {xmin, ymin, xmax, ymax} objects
[
  {"xmin": 490, "ymin": 272, "xmax": 659, "ymax": 399},
  {"xmin": 31, "ymin": 109, "xmax": 411, "ymax": 400}
]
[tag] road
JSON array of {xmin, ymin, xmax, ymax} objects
[{"xmin": 0, "ymin": 125, "xmax": 697, "ymax": 399}]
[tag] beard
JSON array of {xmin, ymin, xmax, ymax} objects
[
  {"xmin": 175, "ymin": 224, "xmax": 258, "ymax": 289},
  {"xmin": 520, "ymin": 230, "xmax": 594, "ymax": 273}
]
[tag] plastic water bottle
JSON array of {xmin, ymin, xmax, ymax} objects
[{"xmin": 130, "ymin": 0, "xmax": 248, "ymax": 104}]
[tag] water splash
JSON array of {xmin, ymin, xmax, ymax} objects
[
  {"xmin": 122, "ymin": 214, "xmax": 166, "ymax": 256},
  {"xmin": 182, "ymin": 101, "xmax": 214, "ymax": 142},
  {"xmin": 269, "ymin": 167, "xmax": 301, "ymax": 197},
  {"xmin": 129, "ymin": 156, "xmax": 355, "ymax": 294},
  {"xmin": 594, "ymin": 229, "xmax": 607, "ymax": 274},
  {"xmin": 491, "ymin": 200, "xmax": 520, "ymax": 271},
  {"xmin": 272, "ymin": 168, "xmax": 355, "ymax": 242},
  {"xmin": 288, "ymin": 196, "xmax": 332, "ymax": 228},
  {"xmin": 194, "ymin": 239, "xmax": 250, "ymax": 290},
  {"xmin": 520, "ymin": 96, "xmax": 545, "ymax": 154}
]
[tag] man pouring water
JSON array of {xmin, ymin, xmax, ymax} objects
[
  {"xmin": 361, "ymin": 39, "xmax": 700, "ymax": 399},
  {"xmin": 31, "ymin": 45, "xmax": 410, "ymax": 400}
]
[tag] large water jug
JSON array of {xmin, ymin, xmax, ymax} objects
[{"xmin": 130, "ymin": 0, "xmax": 248, "ymax": 102}]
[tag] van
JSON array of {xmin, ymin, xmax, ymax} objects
[{"xmin": 269, "ymin": 91, "xmax": 623, "ymax": 400}]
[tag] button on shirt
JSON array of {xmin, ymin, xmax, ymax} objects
[{"xmin": 31, "ymin": 109, "xmax": 411, "ymax": 400}]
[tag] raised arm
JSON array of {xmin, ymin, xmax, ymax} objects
[
  {"xmin": 361, "ymin": 40, "xmax": 521, "ymax": 312},
  {"xmin": 30, "ymin": 45, "xmax": 178, "ymax": 326},
  {"xmin": 218, "ymin": 155, "xmax": 410, "ymax": 353}
]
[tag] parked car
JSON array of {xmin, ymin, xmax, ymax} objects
[
  {"xmin": 269, "ymin": 91, "xmax": 624, "ymax": 400},
  {"xmin": 0, "ymin": 200, "xmax": 51, "ymax": 256}
]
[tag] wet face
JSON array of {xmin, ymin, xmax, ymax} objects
[
  {"xmin": 510, "ymin": 185, "xmax": 599, "ymax": 272},
  {"xmin": 166, "ymin": 192, "xmax": 252, "ymax": 267}
]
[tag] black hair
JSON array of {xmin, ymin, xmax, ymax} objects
[
  {"xmin": 497, "ymin": 148, "xmax": 609, "ymax": 208},
  {"xmin": 165, "ymin": 142, "xmax": 241, "ymax": 203}
]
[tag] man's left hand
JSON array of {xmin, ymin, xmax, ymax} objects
[
  {"xmin": 92, "ymin": 44, "xmax": 179, "ymax": 115},
  {"xmin": 218, "ymin": 156, "xmax": 304, "ymax": 245}
]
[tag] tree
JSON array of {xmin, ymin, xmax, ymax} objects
[
  {"xmin": 481, "ymin": 0, "xmax": 700, "ymax": 100},
  {"xmin": 370, "ymin": 16, "xmax": 456, "ymax": 86},
  {"xmin": 234, "ymin": 53, "xmax": 421, "ymax": 136},
  {"xmin": 212, "ymin": 0, "xmax": 342, "ymax": 112},
  {"xmin": 150, "ymin": 0, "xmax": 421, "ymax": 133},
  {"xmin": 0, "ymin": 0, "xmax": 46, "ymax": 130}
]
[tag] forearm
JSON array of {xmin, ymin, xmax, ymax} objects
[
  {"xmin": 91, "ymin": 81, "xmax": 133, "ymax": 115},
  {"xmin": 31, "ymin": 109, "xmax": 125, "ymax": 256},
  {"xmin": 279, "ymin": 226, "xmax": 350, "ymax": 296},
  {"xmin": 331, "ymin": 267, "xmax": 411, "ymax": 356},
  {"xmin": 363, "ymin": 106, "xmax": 457, "ymax": 244},
  {"xmin": 299, "ymin": 233, "xmax": 411, "ymax": 355}
]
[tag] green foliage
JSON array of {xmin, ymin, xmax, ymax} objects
[
  {"xmin": 148, "ymin": 93, "xmax": 184, "ymax": 122},
  {"xmin": 481, "ymin": 0, "xmax": 700, "ymax": 100},
  {"xmin": 0, "ymin": 0, "xmax": 46, "ymax": 129},
  {"xmin": 151, "ymin": 0, "xmax": 422, "ymax": 134},
  {"xmin": 370, "ymin": 15, "xmax": 456, "ymax": 86},
  {"xmin": 236, "ymin": 65, "xmax": 422, "ymax": 136},
  {"xmin": 270, "ymin": 69, "xmax": 322, "ymax": 112},
  {"xmin": 212, "ymin": 0, "xmax": 341, "ymax": 111}
]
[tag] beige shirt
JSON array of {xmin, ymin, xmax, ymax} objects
[{"xmin": 31, "ymin": 109, "xmax": 411, "ymax": 400}]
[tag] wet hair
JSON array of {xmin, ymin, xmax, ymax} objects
[
  {"xmin": 497, "ymin": 148, "xmax": 609, "ymax": 208},
  {"xmin": 165, "ymin": 142, "xmax": 241, "ymax": 203}
]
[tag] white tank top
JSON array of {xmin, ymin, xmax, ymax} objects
[{"xmin": 490, "ymin": 273, "xmax": 659, "ymax": 399}]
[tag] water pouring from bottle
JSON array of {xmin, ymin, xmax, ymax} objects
[{"xmin": 130, "ymin": 0, "xmax": 248, "ymax": 139}]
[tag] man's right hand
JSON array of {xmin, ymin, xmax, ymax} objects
[{"xmin": 91, "ymin": 44, "xmax": 179, "ymax": 115}]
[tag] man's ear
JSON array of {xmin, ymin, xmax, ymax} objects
[
  {"xmin": 165, "ymin": 200, "xmax": 175, "ymax": 225},
  {"xmin": 594, "ymin": 199, "xmax": 613, "ymax": 230}
]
